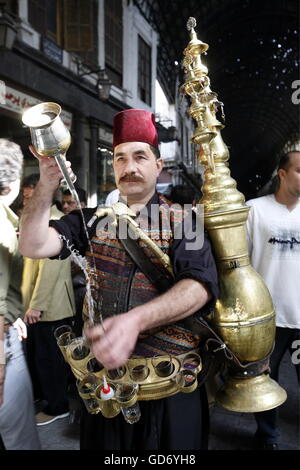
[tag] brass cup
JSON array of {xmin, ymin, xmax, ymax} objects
[
  {"xmin": 151, "ymin": 355, "xmax": 175, "ymax": 377},
  {"xmin": 21, "ymin": 102, "xmax": 70, "ymax": 156},
  {"xmin": 21, "ymin": 102, "xmax": 76, "ymax": 186}
]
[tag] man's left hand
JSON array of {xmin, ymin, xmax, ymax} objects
[
  {"xmin": 84, "ymin": 312, "xmax": 140, "ymax": 370},
  {"xmin": 24, "ymin": 309, "xmax": 41, "ymax": 325}
]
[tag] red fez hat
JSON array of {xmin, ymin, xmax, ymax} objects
[{"xmin": 113, "ymin": 109, "xmax": 158, "ymax": 149}]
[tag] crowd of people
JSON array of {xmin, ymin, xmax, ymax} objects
[{"xmin": 0, "ymin": 108, "xmax": 299, "ymax": 451}]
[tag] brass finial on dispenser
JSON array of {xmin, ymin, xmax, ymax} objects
[
  {"xmin": 181, "ymin": 18, "xmax": 287, "ymax": 412},
  {"xmin": 186, "ymin": 17, "xmax": 209, "ymax": 55}
]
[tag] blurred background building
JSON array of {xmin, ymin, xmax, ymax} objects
[{"xmin": 0, "ymin": 0, "xmax": 298, "ymax": 205}]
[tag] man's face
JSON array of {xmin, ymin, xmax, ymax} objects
[
  {"xmin": 113, "ymin": 142, "xmax": 163, "ymax": 201},
  {"xmin": 62, "ymin": 194, "xmax": 82, "ymax": 214},
  {"xmin": 279, "ymin": 152, "xmax": 300, "ymax": 198},
  {"xmin": 22, "ymin": 185, "xmax": 35, "ymax": 206}
]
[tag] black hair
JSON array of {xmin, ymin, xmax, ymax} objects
[
  {"xmin": 22, "ymin": 173, "xmax": 40, "ymax": 188},
  {"xmin": 149, "ymin": 145, "xmax": 161, "ymax": 159},
  {"xmin": 278, "ymin": 150, "xmax": 300, "ymax": 171},
  {"xmin": 170, "ymin": 184, "xmax": 196, "ymax": 206},
  {"xmin": 62, "ymin": 187, "xmax": 87, "ymax": 204}
]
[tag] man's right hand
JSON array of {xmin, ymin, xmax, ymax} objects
[
  {"xmin": 19, "ymin": 146, "xmax": 67, "ymax": 259},
  {"xmin": 84, "ymin": 312, "xmax": 141, "ymax": 370},
  {"xmin": 29, "ymin": 145, "xmax": 71, "ymax": 192}
]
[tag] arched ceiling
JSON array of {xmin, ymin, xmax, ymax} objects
[{"xmin": 133, "ymin": 0, "xmax": 299, "ymax": 198}]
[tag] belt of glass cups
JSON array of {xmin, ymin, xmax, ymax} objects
[{"xmin": 54, "ymin": 325, "xmax": 202, "ymax": 423}]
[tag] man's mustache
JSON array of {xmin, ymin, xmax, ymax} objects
[{"xmin": 119, "ymin": 175, "xmax": 144, "ymax": 183}]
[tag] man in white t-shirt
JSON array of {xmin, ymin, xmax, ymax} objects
[
  {"xmin": 246, "ymin": 150, "xmax": 300, "ymax": 450},
  {"xmin": 105, "ymin": 188, "xmax": 120, "ymax": 206}
]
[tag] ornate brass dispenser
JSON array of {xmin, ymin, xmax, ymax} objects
[{"xmin": 181, "ymin": 18, "xmax": 287, "ymax": 412}]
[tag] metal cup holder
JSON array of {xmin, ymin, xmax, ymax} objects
[{"xmin": 56, "ymin": 325, "xmax": 203, "ymax": 409}]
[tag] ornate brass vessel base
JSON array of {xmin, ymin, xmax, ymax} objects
[{"xmin": 215, "ymin": 373, "xmax": 287, "ymax": 412}]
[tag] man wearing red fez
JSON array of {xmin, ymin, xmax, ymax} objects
[{"xmin": 19, "ymin": 108, "xmax": 218, "ymax": 450}]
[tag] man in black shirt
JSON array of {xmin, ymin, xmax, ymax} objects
[{"xmin": 19, "ymin": 109, "xmax": 218, "ymax": 450}]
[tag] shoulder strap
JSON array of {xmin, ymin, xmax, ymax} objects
[
  {"xmin": 118, "ymin": 225, "xmax": 173, "ymax": 294},
  {"xmin": 86, "ymin": 203, "xmax": 174, "ymax": 293}
]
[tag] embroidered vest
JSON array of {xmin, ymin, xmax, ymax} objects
[{"xmin": 83, "ymin": 195, "xmax": 200, "ymax": 357}]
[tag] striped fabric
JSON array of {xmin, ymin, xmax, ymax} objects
[{"xmin": 83, "ymin": 195, "xmax": 200, "ymax": 357}]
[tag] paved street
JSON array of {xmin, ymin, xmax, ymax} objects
[
  {"xmin": 209, "ymin": 351, "xmax": 299, "ymax": 450},
  {"xmin": 37, "ymin": 351, "xmax": 299, "ymax": 451}
]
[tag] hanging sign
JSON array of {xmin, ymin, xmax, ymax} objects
[{"xmin": 0, "ymin": 81, "xmax": 72, "ymax": 129}]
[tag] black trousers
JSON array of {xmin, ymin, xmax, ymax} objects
[
  {"xmin": 255, "ymin": 327, "xmax": 300, "ymax": 444},
  {"xmin": 0, "ymin": 433, "xmax": 5, "ymax": 450},
  {"xmin": 80, "ymin": 385, "xmax": 209, "ymax": 450},
  {"xmin": 25, "ymin": 318, "xmax": 73, "ymax": 416}
]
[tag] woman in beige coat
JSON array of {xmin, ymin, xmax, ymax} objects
[{"xmin": 22, "ymin": 204, "xmax": 76, "ymax": 426}]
